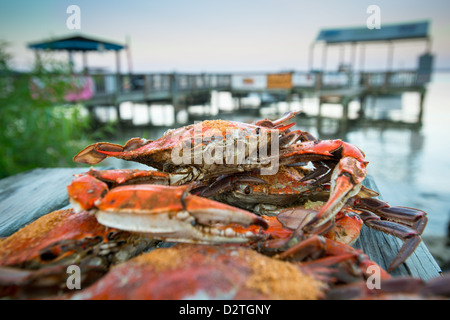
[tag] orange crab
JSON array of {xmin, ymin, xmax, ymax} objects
[
  {"xmin": 0, "ymin": 209, "xmax": 154, "ymax": 299},
  {"xmin": 73, "ymin": 111, "xmax": 303, "ymax": 184}
]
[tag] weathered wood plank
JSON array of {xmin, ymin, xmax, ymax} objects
[
  {"xmin": 0, "ymin": 169, "xmax": 442, "ymax": 280},
  {"xmin": 0, "ymin": 168, "xmax": 88, "ymax": 237}
]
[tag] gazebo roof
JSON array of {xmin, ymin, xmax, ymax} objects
[
  {"xmin": 28, "ymin": 34, "xmax": 125, "ymax": 52},
  {"xmin": 315, "ymin": 20, "xmax": 430, "ymax": 44}
]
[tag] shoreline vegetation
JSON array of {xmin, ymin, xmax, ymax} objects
[{"xmin": 0, "ymin": 41, "xmax": 114, "ymax": 179}]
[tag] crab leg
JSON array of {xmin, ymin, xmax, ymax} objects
[
  {"xmin": 0, "ymin": 265, "xmax": 107, "ymax": 299},
  {"xmin": 354, "ymin": 198, "xmax": 428, "ymax": 235},
  {"xmin": 361, "ymin": 212, "xmax": 422, "ymax": 272},
  {"xmin": 352, "ymin": 197, "xmax": 428, "ymax": 272},
  {"xmin": 301, "ymin": 157, "xmax": 366, "ymax": 235},
  {"xmin": 85, "ymin": 168, "xmax": 170, "ymax": 186},
  {"xmin": 198, "ymin": 174, "xmax": 266, "ymax": 197},
  {"xmin": 277, "ymin": 235, "xmax": 391, "ymax": 281},
  {"xmin": 73, "ymin": 137, "xmax": 150, "ymax": 165}
]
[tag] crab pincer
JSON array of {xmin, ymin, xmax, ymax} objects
[
  {"xmin": 68, "ymin": 179, "xmax": 268, "ymax": 244},
  {"xmin": 280, "ymin": 140, "xmax": 368, "ymax": 235}
]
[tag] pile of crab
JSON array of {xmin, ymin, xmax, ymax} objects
[{"xmin": 1, "ymin": 111, "xmax": 448, "ymax": 300}]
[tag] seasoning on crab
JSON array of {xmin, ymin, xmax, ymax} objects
[{"xmin": 65, "ymin": 244, "xmax": 326, "ymax": 300}]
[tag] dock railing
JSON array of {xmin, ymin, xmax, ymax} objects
[
  {"xmin": 2, "ymin": 69, "xmax": 428, "ymax": 106},
  {"xmin": 361, "ymin": 70, "xmax": 420, "ymax": 90}
]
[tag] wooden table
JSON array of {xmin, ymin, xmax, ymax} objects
[{"xmin": 0, "ymin": 168, "xmax": 442, "ymax": 281}]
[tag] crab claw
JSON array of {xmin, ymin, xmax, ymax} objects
[
  {"xmin": 302, "ymin": 156, "xmax": 367, "ymax": 235},
  {"xmin": 73, "ymin": 138, "xmax": 149, "ymax": 165},
  {"xmin": 67, "ymin": 169, "xmax": 176, "ymax": 213},
  {"xmin": 93, "ymin": 185, "xmax": 268, "ymax": 244},
  {"xmin": 85, "ymin": 168, "xmax": 170, "ymax": 186}
]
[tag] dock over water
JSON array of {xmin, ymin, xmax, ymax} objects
[
  {"xmin": 24, "ymin": 21, "xmax": 433, "ymax": 132},
  {"xmin": 76, "ymin": 69, "xmax": 429, "ymax": 131}
]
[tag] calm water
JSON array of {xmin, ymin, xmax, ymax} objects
[
  {"xmin": 98, "ymin": 72, "xmax": 450, "ymax": 237},
  {"xmin": 345, "ymin": 72, "xmax": 450, "ymax": 237}
]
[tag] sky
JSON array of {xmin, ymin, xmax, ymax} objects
[{"xmin": 1, "ymin": 0, "xmax": 449, "ymax": 73}]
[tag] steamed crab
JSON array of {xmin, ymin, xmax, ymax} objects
[
  {"xmin": 72, "ymin": 111, "xmax": 370, "ymax": 242},
  {"xmin": 0, "ymin": 209, "xmax": 154, "ymax": 298},
  {"xmin": 67, "ymin": 111, "xmax": 428, "ymax": 272}
]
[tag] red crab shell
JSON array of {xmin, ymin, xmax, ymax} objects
[
  {"xmin": 74, "ymin": 119, "xmax": 283, "ymax": 170},
  {"xmin": 64, "ymin": 244, "xmax": 325, "ymax": 300},
  {"xmin": 0, "ymin": 208, "xmax": 154, "ymax": 270},
  {"xmin": 0, "ymin": 209, "xmax": 111, "ymax": 267}
]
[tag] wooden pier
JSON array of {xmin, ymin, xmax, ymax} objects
[
  {"xmin": 24, "ymin": 25, "xmax": 432, "ymax": 131},
  {"xmin": 78, "ymin": 69, "xmax": 428, "ymax": 130}
]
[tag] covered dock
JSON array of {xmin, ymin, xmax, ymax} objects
[
  {"xmin": 307, "ymin": 20, "xmax": 433, "ymax": 133},
  {"xmin": 28, "ymin": 34, "xmax": 126, "ymax": 74}
]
